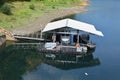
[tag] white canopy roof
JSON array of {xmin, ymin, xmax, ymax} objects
[{"xmin": 42, "ymin": 18, "xmax": 104, "ymax": 37}]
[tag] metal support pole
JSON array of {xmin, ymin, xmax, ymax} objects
[
  {"xmin": 52, "ymin": 32, "xmax": 56, "ymax": 42},
  {"xmin": 40, "ymin": 30, "xmax": 43, "ymax": 39},
  {"xmin": 77, "ymin": 30, "xmax": 79, "ymax": 43}
]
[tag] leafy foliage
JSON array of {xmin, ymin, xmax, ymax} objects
[
  {"xmin": 0, "ymin": 3, "xmax": 12, "ymax": 15},
  {"xmin": 29, "ymin": 4, "xmax": 35, "ymax": 10},
  {"xmin": 0, "ymin": 0, "xmax": 31, "ymax": 3}
]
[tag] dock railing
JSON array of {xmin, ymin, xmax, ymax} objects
[{"xmin": 12, "ymin": 43, "xmax": 43, "ymax": 49}]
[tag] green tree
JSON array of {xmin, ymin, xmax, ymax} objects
[{"xmin": 1, "ymin": 3, "xmax": 12, "ymax": 15}]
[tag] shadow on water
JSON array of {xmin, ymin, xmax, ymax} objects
[
  {"xmin": 0, "ymin": 41, "xmax": 100, "ymax": 80},
  {"xmin": 0, "ymin": 41, "xmax": 42, "ymax": 80},
  {"xmin": 40, "ymin": 52, "xmax": 100, "ymax": 70}
]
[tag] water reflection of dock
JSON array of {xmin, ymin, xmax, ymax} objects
[
  {"xmin": 12, "ymin": 42, "xmax": 42, "ymax": 49},
  {"xmin": 40, "ymin": 53, "xmax": 100, "ymax": 70},
  {"xmin": 11, "ymin": 42, "xmax": 100, "ymax": 70}
]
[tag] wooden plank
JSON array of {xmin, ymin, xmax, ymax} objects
[{"xmin": 13, "ymin": 35, "xmax": 45, "ymax": 41}]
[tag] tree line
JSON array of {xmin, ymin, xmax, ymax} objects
[
  {"xmin": 0, "ymin": 0, "xmax": 29, "ymax": 4},
  {"xmin": 0, "ymin": 0, "xmax": 79, "ymax": 3}
]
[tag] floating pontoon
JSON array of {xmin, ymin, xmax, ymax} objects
[{"xmin": 39, "ymin": 18, "xmax": 104, "ymax": 55}]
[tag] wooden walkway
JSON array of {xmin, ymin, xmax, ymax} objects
[
  {"xmin": 13, "ymin": 35, "xmax": 45, "ymax": 41},
  {"xmin": 0, "ymin": 27, "xmax": 45, "ymax": 41}
]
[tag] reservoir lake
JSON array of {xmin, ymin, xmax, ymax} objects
[{"xmin": 0, "ymin": 0, "xmax": 120, "ymax": 80}]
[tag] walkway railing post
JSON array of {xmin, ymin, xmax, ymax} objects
[{"xmin": 40, "ymin": 28, "xmax": 43, "ymax": 39}]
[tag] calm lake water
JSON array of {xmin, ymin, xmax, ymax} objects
[{"xmin": 1, "ymin": 0, "xmax": 120, "ymax": 80}]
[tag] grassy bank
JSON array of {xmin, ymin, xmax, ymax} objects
[{"xmin": 0, "ymin": 0, "xmax": 86, "ymax": 30}]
